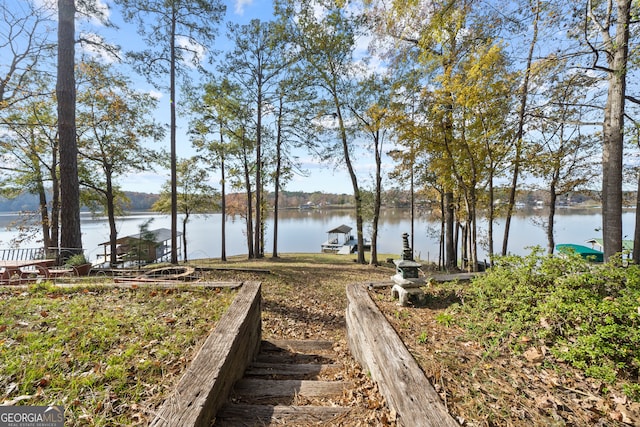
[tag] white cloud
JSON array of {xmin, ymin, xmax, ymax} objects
[
  {"xmin": 148, "ymin": 90, "xmax": 163, "ymax": 100},
  {"xmin": 79, "ymin": 32, "xmax": 121, "ymax": 63},
  {"xmin": 234, "ymin": 0, "xmax": 254, "ymax": 15},
  {"xmin": 176, "ymin": 35, "xmax": 206, "ymax": 67}
]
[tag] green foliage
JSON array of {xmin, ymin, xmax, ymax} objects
[
  {"xmin": 435, "ymin": 312, "xmax": 454, "ymax": 327},
  {"xmin": 64, "ymin": 253, "xmax": 88, "ymax": 266},
  {"xmin": 456, "ymin": 249, "xmax": 640, "ymax": 400},
  {"xmin": 152, "ymin": 157, "xmax": 217, "ymax": 216},
  {"xmin": 0, "ymin": 286, "xmax": 235, "ymax": 424}
]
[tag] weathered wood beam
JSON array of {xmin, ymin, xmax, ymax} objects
[
  {"xmin": 150, "ymin": 281, "xmax": 262, "ymax": 427},
  {"xmin": 346, "ymin": 283, "xmax": 459, "ymax": 427}
]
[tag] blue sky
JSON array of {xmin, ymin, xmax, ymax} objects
[{"xmin": 91, "ymin": 0, "xmax": 377, "ymax": 196}]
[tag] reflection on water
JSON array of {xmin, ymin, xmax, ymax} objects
[{"xmin": 0, "ymin": 208, "xmax": 634, "ymax": 263}]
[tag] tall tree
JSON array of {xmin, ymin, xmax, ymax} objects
[
  {"xmin": 116, "ymin": 0, "xmax": 225, "ymax": 264},
  {"xmin": 53, "ymin": 0, "xmax": 113, "ymax": 259},
  {"xmin": 75, "ymin": 60, "xmax": 164, "ymax": 266},
  {"xmin": 432, "ymin": 43, "xmax": 513, "ymax": 270},
  {"xmin": 191, "ymin": 78, "xmax": 240, "ymax": 262},
  {"xmin": 365, "ymin": 0, "xmax": 476, "ymax": 269},
  {"xmin": 443, "ymin": 43, "xmax": 515, "ymax": 264},
  {"xmin": 57, "ymin": 0, "xmax": 82, "ymax": 259},
  {"xmin": 152, "ymin": 157, "xmax": 216, "ymax": 262},
  {"xmin": 270, "ymin": 71, "xmax": 315, "ymax": 258},
  {"xmin": 0, "ymin": 80, "xmax": 60, "ymax": 251},
  {"xmin": 582, "ymin": 0, "xmax": 634, "ymax": 259},
  {"xmin": 387, "ymin": 68, "xmax": 428, "ymax": 260},
  {"xmin": 234, "ymin": 119, "xmax": 257, "ymax": 258},
  {"xmin": 197, "ymin": 77, "xmax": 257, "ymax": 258},
  {"xmin": 529, "ymin": 70, "xmax": 599, "ymax": 254},
  {"xmin": 221, "ymin": 19, "xmax": 291, "ymax": 258},
  {"xmin": 501, "ymin": 0, "xmax": 545, "ymax": 256},
  {"xmin": 350, "ymin": 74, "xmax": 393, "ymax": 266},
  {"xmin": 277, "ymin": 0, "xmax": 368, "ymax": 263}
]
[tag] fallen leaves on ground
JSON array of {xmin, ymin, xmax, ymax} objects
[{"xmin": 369, "ymin": 284, "xmax": 640, "ymax": 427}]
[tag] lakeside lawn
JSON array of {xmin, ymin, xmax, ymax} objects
[
  {"xmin": 0, "ymin": 282, "xmax": 236, "ymax": 426},
  {"xmin": 189, "ymin": 252, "xmax": 640, "ymax": 426},
  {"xmin": 3, "ymin": 252, "xmax": 636, "ymax": 426},
  {"xmin": 0, "ymin": 253, "xmax": 397, "ymax": 426}
]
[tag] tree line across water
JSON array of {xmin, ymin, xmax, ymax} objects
[{"xmin": 0, "ymin": 188, "xmax": 613, "ymax": 214}]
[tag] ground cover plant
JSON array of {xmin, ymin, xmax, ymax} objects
[
  {"xmin": 0, "ymin": 282, "xmax": 235, "ymax": 425},
  {"xmin": 4, "ymin": 252, "xmax": 637, "ymax": 426},
  {"xmin": 372, "ymin": 249, "xmax": 640, "ymax": 426}
]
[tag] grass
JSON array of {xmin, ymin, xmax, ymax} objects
[
  {"xmin": 0, "ymin": 282, "xmax": 236, "ymax": 426},
  {"xmin": 0, "ymin": 253, "xmax": 398, "ymax": 425},
  {"xmin": 371, "ymin": 250, "xmax": 640, "ymax": 426},
  {"xmin": 11, "ymin": 251, "xmax": 633, "ymax": 426}
]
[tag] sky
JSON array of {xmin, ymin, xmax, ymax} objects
[{"xmin": 88, "ymin": 0, "xmax": 388, "ymax": 196}]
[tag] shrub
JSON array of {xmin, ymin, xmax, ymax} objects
[
  {"xmin": 454, "ymin": 248, "xmax": 640, "ymax": 400},
  {"xmin": 65, "ymin": 253, "xmax": 88, "ymax": 266}
]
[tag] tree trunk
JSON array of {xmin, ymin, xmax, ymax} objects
[
  {"xmin": 106, "ymin": 173, "xmax": 118, "ymax": 266},
  {"xmin": 503, "ymin": 0, "xmax": 539, "ymax": 256},
  {"xmin": 547, "ymin": 185, "xmax": 557, "ymax": 255},
  {"xmin": 272, "ymin": 99, "xmax": 283, "ymax": 258},
  {"xmin": 487, "ymin": 169, "xmax": 495, "ymax": 261},
  {"xmin": 254, "ymin": 82, "xmax": 263, "ymax": 259},
  {"xmin": 593, "ymin": 0, "xmax": 630, "ymax": 259},
  {"xmin": 36, "ymin": 172, "xmax": 51, "ymax": 251},
  {"xmin": 601, "ymin": 32, "xmax": 628, "ymax": 258},
  {"xmin": 633, "ymin": 172, "xmax": 640, "ymax": 263},
  {"xmin": 243, "ymin": 137, "xmax": 254, "ymax": 259},
  {"xmin": 459, "ymin": 221, "xmax": 467, "ymax": 270},
  {"xmin": 336, "ymin": 103, "xmax": 365, "ymax": 264},
  {"xmin": 182, "ymin": 215, "xmax": 188, "ymax": 262},
  {"xmin": 439, "ymin": 192, "xmax": 444, "ymax": 269},
  {"xmin": 169, "ymin": 7, "xmax": 178, "ymax": 264},
  {"xmin": 50, "ymin": 151, "xmax": 60, "ymax": 255},
  {"xmin": 57, "ymin": 0, "xmax": 82, "ymax": 259},
  {"xmin": 245, "ymin": 184, "xmax": 253, "ymax": 259},
  {"xmin": 410, "ymin": 158, "xmax": 415, "ymax": 257},
  {"xmin": 220, "ymin": 143, "xmax": 227, "ymax": 262},
  {"xmin": 468, "ymin": 191, "xmax": 478, "ymax": 272},
  {"xmin": 370, "ymin": 130, "xmax": 382, "ymax": 266},
  {"xmin": 444, "ymin": 191, "xmax": 455, "ymax": 270}
]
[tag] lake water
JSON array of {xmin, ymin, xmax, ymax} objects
[{"xmin": 0, "ymin": 207, "xmax": 635, "ymax": 263}]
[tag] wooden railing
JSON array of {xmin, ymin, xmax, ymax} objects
[
  {"xmin": 0, "ymin": 247, "xmax": 46, "ymax": 261},
  {"xmin": 0, "ymin": 247, "xmax": 84, "ymax": 264}
]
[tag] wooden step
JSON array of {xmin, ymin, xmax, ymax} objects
[
  {"xmin": 214, "ymin": 403, "xmax": 352, "ymax": 426},
  {"xmin": 254, "ymin": 339, "xmax": 337, "ymax": 364},
  {"xmin": 245, "ymin": 362, "xmax": 342, "ymax": 379},
  {"xmin": 230, "ymin": 378, "xmax": 351, "ymax": 399},
  {"xmin": 254, "ymin": 352, "xmax": 335, "ymax": 364},
  {"xmin": 262, "ymin": 339, "xmax": 335, "ymax": 353},
  {"xmin": 213, "ymin": 339, "xmax": 355, "ymax": 426}
]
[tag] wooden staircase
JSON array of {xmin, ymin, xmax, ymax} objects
[{"xmin": 213, "ymin": 339, "xmax": 363, "ymax": 426}]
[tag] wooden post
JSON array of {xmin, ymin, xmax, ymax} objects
[
  {"xmin": 346, "ymin": 283, "xmax": 459, "ymax": 427},
  {"xmin": 150, "ymin": 282, "xmax": 262, "ymax": 426}
]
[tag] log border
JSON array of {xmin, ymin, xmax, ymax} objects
[
  {"xmin": 346, "ymin": 283, "xmax": 459, "ymax": 427},
  {"xmin": 150, "ymin": 281, "xmax": 262, "ymax": 427}
]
